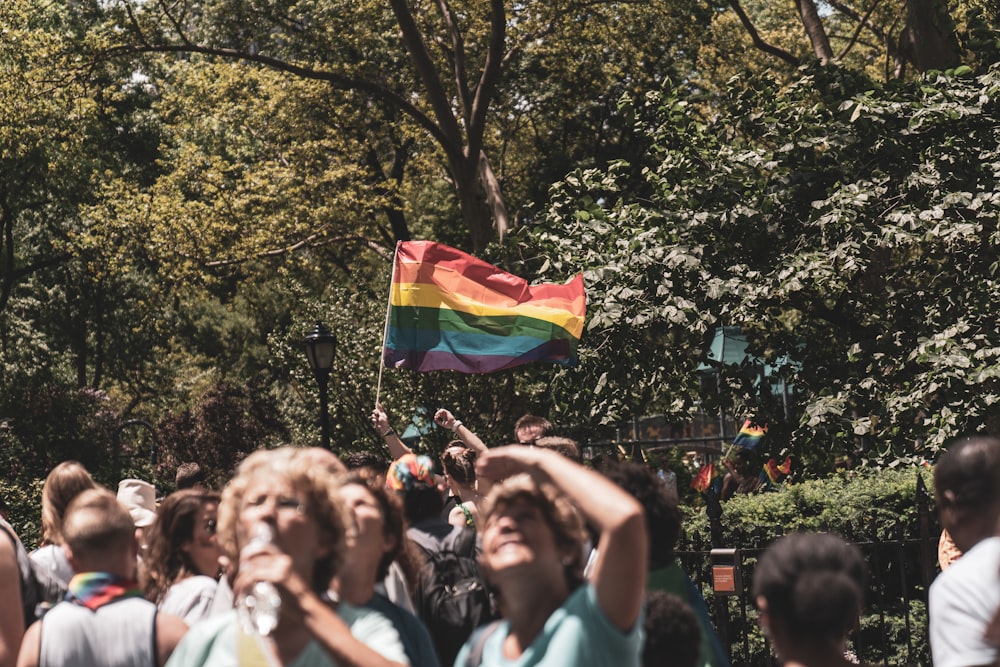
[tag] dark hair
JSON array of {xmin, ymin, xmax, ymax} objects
[
  {"xmin": 752, "ymin": 532, "xmax": 866, "ymax": 643},
  {"xmin": 344, "ymin": 451, "xmax": 390, "ymax": 473},
  {"xmin": 175, "ymin": 462, "xmax": 205, "ymax": 490},
  {"xmin": 400, "ymin": 485, "xmax": 443, "ymax": 524},
  {"xmin": 643, "ymin": 591, "xmax": 700, "ymax": 667},
  {"xmin": 513, "ymin": 414, "xmax": 554, "ymax": 441},
  {"xmin": 441, "ymin": 447, "xmax": 476, "ymax": 486},
  {"xmin": 142, "ymin": 489, "xmax": 221, "ymax": 603},
  {"xmin": 934, "ymin": 435, "xmax": 1000, "ymax": 508},
  {"xmin": 603, "ymin": 462, "xmax": 682, "ymax": 567}
]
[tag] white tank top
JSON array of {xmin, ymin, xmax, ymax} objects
[{"xmin": 40, "ymin": 596, "xmax": 158, "ymax": 667}]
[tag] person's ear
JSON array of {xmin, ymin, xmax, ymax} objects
[{"xmin": 63, "ymin": 544, "xmax": 79, "ymax": 572}]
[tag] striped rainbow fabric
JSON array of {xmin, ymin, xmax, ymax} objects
[{"xmin": 382, "ymin": 241, "xmax": 586, "ymax": 373}]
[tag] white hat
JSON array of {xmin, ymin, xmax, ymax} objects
[{"xmin": 116, "ymin": 479, "xmax": 157, "ymax": 528}]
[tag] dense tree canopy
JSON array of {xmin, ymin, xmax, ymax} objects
[
  {"xmin": 521, "ymin": 58, "xmax": 1000, "ymax": 471},
  {"xmin": 1, "ymin": 0, "xmax": 999, "ymax": 500}
]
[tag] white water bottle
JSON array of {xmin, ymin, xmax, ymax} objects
[{"xmin": 238, "ymin": 523, "xmax": 282, "ymax": 636}]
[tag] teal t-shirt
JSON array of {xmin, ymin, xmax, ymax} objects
[
  {"xmin": 452, "ymin": 584, "xmax": 643, "ymax": 667},
  {"xmin": 166, "ymin": 603, "xmax": 410, "ymax": 667}
]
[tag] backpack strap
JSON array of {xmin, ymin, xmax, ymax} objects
[
  {"xmin": 464, "ymin": 620, "xmax": 503, "ymax": 667},
  {"xmin": 453, "ymin": 526, "xmax": 478, "ymax": 559}
]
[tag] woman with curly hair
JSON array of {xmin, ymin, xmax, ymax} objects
[
  {"xmin": 455, "ymin": 446, "xmax": 647, "ymax": 666},
  {"xmin": 166, "ymin": 447, "xmax": 410, "ymax": 667},
  {"xmin": 141, "ymin": 489, "xmax": 222, "ymax": 624}
]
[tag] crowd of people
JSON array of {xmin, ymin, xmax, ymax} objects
[{"xmin": 0, "ymin": 412, "xmax": 994, "ymax": 667}]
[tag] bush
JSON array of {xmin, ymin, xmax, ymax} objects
[{"xmin": 679, "ymin": 466, "xmax": 935, "ymax": 666}]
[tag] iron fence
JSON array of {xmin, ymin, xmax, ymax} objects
[{"xmin": 675, "ymin": 476, "xmax": 937, "ymax": 666}]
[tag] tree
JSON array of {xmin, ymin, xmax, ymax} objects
[
  {"xmin": 716, "ymin": 0, "xmax": 967, "ymax": 82},
  {"xmin": 95, "ymin": 0, "xmax": 716, "ymax": 251},
  {"xmin": 521, "ymin": 58, "xmax": 1000, "ymax": 471}
]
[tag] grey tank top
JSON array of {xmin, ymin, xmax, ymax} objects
[{"xmin": 40, "ymin": 596, "xmax": 158, "ymax": 667}]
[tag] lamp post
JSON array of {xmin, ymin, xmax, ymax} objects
[{"xmin": 303, "ymin": 321, "xmax": 337, "ymax": 449}]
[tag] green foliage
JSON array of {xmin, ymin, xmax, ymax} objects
[
  {"xmin": 525, "ymin": 58, "xmax": 1000, "ymax": 465},
  {"xmin": 681, "ymin": 468, "xmax": 934, "ymax": 666},
  {"xmin": 155, "ymin": 380, "xmax": 289, "ymax": 490},
  {"xmin": 684, "ymin": 467, "xmax": 933, "ymax": 544}
]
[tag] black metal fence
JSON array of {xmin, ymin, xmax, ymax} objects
[{"xmin": 675, "ymin": 476, "xmax": 937, "ymax": 666}]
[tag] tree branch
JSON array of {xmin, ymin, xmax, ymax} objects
[
  {"xmin": 387, "ymin": 0, "xmax": 465, "ymax": 152},
  {"xmin": 434, "ymin": 0, "xmax": 472, "ymax": 120},
  {"xmin": 467, "ymin": 0, "xmax": 506, "ymax": 155},
  {"xmin": 726, "ymin": 0, "xmax": 800, "ymax": 66}
]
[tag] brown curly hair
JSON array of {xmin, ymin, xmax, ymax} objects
[{"xmin": 480, "ymin": 473, "xmax": 587, "ymax": 591}]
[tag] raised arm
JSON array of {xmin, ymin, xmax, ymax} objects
[
  {"xmin": 476, "ymin": 446, "xmax": 647, "ymax": 631},
  {"xmin": 371, "ymin": 404, "xmax": 412, "ymax": 460},
  {"xmin": 433, "ymin": 409, "xmax": 489, "ymax": 455}
]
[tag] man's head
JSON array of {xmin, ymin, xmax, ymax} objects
[
  {"xmin": 174, "ymin": 462, "xmax": 205, "ymax": 490},
  {"xmin": 63, "ymin": 488, "xmax": 138, "ymax": 575},
  {"xmin": 934, "ymin": 435, "xmax": 1000, "ymax": 552},
  {"xmin": 513, "ymin": 414, "xmax": 553, "ymax": 446},
  {"xmin": 385, "ymin": 454, "xmax": 442, "ymax": 523}
]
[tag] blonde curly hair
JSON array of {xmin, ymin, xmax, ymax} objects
[{"xmin": 217, "ymin": 447, "xmax": 350, "ymax": 593}]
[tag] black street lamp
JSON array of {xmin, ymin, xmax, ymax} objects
[{"xmin": 303, "ymin": 321, "xmax": 336, "ymax": 449}]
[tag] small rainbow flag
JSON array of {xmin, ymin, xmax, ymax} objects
[
  {"xmin": 383, "ymin": 241, "xmax": 586, "ymax": 373},
  {"xmin": 732, "ymin": 419, "xmax": 767, "ymax": 450},
  {"xmin": 762, "ymin": 456, "xmax": 792, "ymax": 484},
  {"xmin": 691, "ymin": 462, "xmax": 724, "ymax": 495}
]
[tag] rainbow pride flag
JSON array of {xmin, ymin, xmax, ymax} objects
[
  {"xmin": 383, "ymin": 241, "xmax": 586, "ymax": 373},
  {"xmin": 732, "ymin": 419, "xmax": 767, "ymax": 450}
]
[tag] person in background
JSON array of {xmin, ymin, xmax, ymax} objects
[
  {"xmin": 455, "ymin": 445, "xmax": 647, "ymax": 666},
  {"xmin": 937, "ymin": 528, "xmax": 962, "ymax": 571},
  {"xmin": 512, "ymin": 415, "xmax": 554, "ymax": 446},
  {"xmin": 175, "ymin": 463, "xmax": 206, "ymax": 492},
  {"xmin": 753, "ymin": 532, "xmax": 869, "ymax": 667},
  {"xmin": 141, "ymin": 489, "xmax": 223, "ymax": 625},
  {"xmin": 0, "ymin": 516, "xmax": 25, "ymax": 667},
  {"xmin": 533, "ymin": 436, "xmax": 582, "ymax": 462},
  {"xmin": 30, "ymin": 461, "xmax": 97, "ymax": 585},
  {"xmin": 720, "ymin": 449, "xmax": 760, "ymax": 501},
  {"xmin": 16, "ymin": 488, "xmax": 188, "ymax": 667},
  {"xmin": 602, "ymin": 462, "xmax": 729, "ymax": 667},
  {"xmin": 643, "ymin": 591, "xmax": 701, "ymax": 667},
  {"xmin": 117, "ymin": 479, "xmax": 158, "ymax": 566},
  {"xmin": 929, "ymin": 435, "xmax": 1000, "ymax": 667},
  {"xmin": 440, "ymin": 447, "xmax": 481, "ymax": 529},
  {"xmin": 333, "ymin": 469, "xmax": 438, "ymax": 667}
]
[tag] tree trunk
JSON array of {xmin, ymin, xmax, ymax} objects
[
  {"xmin": 900, "ymin": 0, "xmax": 961, "ymax": 72},
  {"xmin": 797, "ymin": 0, "xmax": 834, "ymax": 64}
]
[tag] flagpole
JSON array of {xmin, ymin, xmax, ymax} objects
[{"xmin": 375, "ymin": 242, "xmax": 401, "ymax": 409}]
